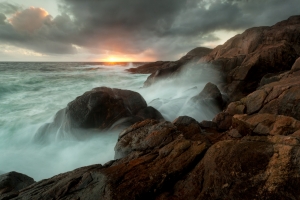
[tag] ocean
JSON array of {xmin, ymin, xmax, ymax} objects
[{"xmin": 0, "ymin": 62, "xmax": 220, "ymax": 180}]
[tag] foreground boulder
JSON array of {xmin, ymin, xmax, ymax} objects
[
  {"xmin": 11, "ymin": 117, "xmax": 300, "ymax": 200},
  {"xmin": 0, "ymin": 172, "xmax": 35, "ymax": 199},
  {"xmin": 34, "ymin": 87, "xmax": 164, "ymax": 141},
  {"xmin": 160, "ymin": 135, "xmax": 300, "ymax": 199},
  {"xmin": 66, "ymin": 87, "xmax": 147, "ymax": 129},
  {"xmin": 13, "ymin": 117, "xmax": 211, "ymax": 200}
]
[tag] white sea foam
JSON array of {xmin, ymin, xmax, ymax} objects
[{"xmin": 0, "ymin": 62, "xmax": 221, "ymax": 180}]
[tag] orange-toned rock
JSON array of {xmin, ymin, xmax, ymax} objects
[
  {"xmin": 164, "ymin": 135, "xmax": 300, "ymax": 199},
  {"xmin": 232, "ymin": 113, "xmax": 300, "ymax": 136},
  {"xmin": 202, "ymin": 15, "xmax": 300, "ymax": 100}
]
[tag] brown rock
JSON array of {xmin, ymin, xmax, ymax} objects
[
  {"xmin": 34, "ymin": 87, "xmax": 164, "ymax": 141},
  {"xmin": 291, "ymin": 57, "xmax": 300, "ymax": 72},
  {"xmin": 0, "ymin": 171, "xmax": 35, "ymax": 199},
  {"xmin": 199, "ymin": 120, "xmax": 217, "ymax": 129},
  {"xmin": 245, "ymin": 89, "xmax": 267, "ymax": 114},
  {"xmin": 232, "ymin": 113, "xmax": 300, "ymax": 136},
  {"xmin": 225, "ymin": 101, "xmax": 245, "ymax": 115},
  {"xmin": 164, "ymin": 135, "xmax": 300, "ymax": 199},
  {"xmin": 190, "ymin": 82, "xmax": 224, "ymax": 110},
  {"xmin": 141, "ymin": 47, "xmax": 212, "ymax": 87},
  {"xmin": 126, "ymin": 61, "xmax": 170, "ymax": 74},
  {"xmin": 202, "ymin": 15, "xmax": 300, "ymax": 99},
  {"xmin": 179, "ymin": 47, "xmax": 212, "ymax": 62},
  {"xmin": 13, "ymin": 119, "xmax": 210, "ymax": 200},
  {"xmin": 143, "ymin": 61, "xmax": 183, "ymax": 87},
  {"xmin": 212, "ymin": 112, "xmax": 233, "ymax": 131},
  {"xmin": 237, "ymin": 67, "xmax": 300, "ymax": 120}
]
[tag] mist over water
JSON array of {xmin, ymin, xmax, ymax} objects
[{"xmin": 0, "ymin": 62, "xmax": 220, "ymax": 181}]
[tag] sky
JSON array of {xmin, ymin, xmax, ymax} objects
[{"xmin": 0, "ymin": 0, "xmax": 299, "ymax": 62}]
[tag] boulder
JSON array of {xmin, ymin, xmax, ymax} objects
[
  {"xmin": 0, "ymin": 171, "xmax": 35, "ymax": 199},
  {"xmin": 232, "ymin": 113, "xmax": 300, "ymax": 136},
  {"xmin": 212, "ymin": 112, "xmax": 233, "ymax": 131},
  {"xmin": 13, "ymin": 118, "xmax": 210, "ymax": 200},
  {"xmin": 230, "ymin": 67, "xmax": 300, "ymax": 120},
  {"xmin": 34, "ymin": 87, "xmax": 164, "ymax": 141},
  {"xmin": 115, "ymin": 116, "xmax": 206, "ymax": 159},
  {"xmin": 67, "ymin": 87, "xmax": 147, "ymax": 129},
  {"xmin": 190, "ymin": 82, "xmax": 224, "ymax": 109},
  {"xmin": 162, "ymin": 135, "xmax": 300, "ymax": 199}
]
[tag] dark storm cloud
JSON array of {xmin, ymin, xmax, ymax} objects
[
  {"xmin": 0, "ymin": 2, "xmax": 21, "ymax": 15},
  {"xmin": 0, "ymin": 6, "xmax": 77, "ymax": 54},
  {"xmin": 56, "ymin": 0, "xmax": 300, "ymax": 59},
  {"xmin": 0, "ymin": 0, "xmax": 299, "ymax": 60}
]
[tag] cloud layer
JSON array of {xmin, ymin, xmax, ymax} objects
[{"xmin": 0, "ymin": 0, "xmax": 299, "ymax": 61}]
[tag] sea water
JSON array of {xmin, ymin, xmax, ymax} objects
[{"xmin": 0, "ymin": 62, "xmax": 220, "ymax": 180}]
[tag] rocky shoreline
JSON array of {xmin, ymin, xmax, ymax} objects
[{"xmin": 1, "ymin": 15, "xmax": 300, "ymax": 200}]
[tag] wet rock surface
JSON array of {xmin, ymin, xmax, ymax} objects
[
  {"xmin": 201, "ymin": 15, "xmax": 300, "ymax": 99},
  {"xmin": 10, "ymin": 117, "xmax": 300, "ymax": 200},
  {"xmin": 34, "ymin": 87, "xmax": 164, "ymax": 140},
  {"xmin": 0, "ymin": 172, "xmax": 35, "ymax": 200}
]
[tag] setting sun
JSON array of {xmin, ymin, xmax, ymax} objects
[
  {"xmin": 107, "ymin": 57, "xmax": 118, "ymax": 62},
  {"xmin": 101, "ymin": 56, "xmax": 134, "ymax": 62}
]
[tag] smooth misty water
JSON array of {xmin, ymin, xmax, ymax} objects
[{"xmin": 0, "ymin": 62, "xmax": 220, "ymax": 180}]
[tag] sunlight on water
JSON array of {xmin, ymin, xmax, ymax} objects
[{"xmin": 0, "ymin": 62, "xmax": 220, "ymax": 180}]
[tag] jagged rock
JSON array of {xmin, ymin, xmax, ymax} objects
[
  {"xmin": 13, "ymin": 119, "xmax": 210, "ymax": 200},
  {"xmin": 201, "ymin": 15, "xmax": 300, "ymax": 100},
  {"xmin": 160, "ymin": 135, "xmax": 300, "ymax": 199},
  {"xmin": 115, "ymin": 116, "xmax": 206, "ymax": 159},
  {"xmin": 114, "ymin": 119, "xmax": 177, "ymax": 159},
  {"xmin": 10, "ymin": 117, "xmax": 300, "ymax": 200},
  {"xmin": 232, "ymin": 113, "xmax": 300, "ymax": 136},
  {"xmin": 191, "ymin": 82, "xmax": 223, "ymax": 107},
  {"xmin": 143, "ymin": 61, "xmax": 183, "ymax": 87},
  {"xmin": 212, "ymin": 112, "xmax": 233, "ymax": 130},
  {"xmin": 199, "ymin": 120, "xmax": 217, "ymax": 129},
  {"xmin": 245, "ymin": 89, "xmax": 268, "ymax": 114},
  {"xmin": 228, "ymin": 129, "xmax": 242, "ymax": 138},
  {"xmin": 179, "ymin": 47, "xmax": 213, "ymax": 62},
  {"xmin": 225, "ymin": 101, "xmax": 245, "ymax": 115},
  {"xmin": 127, "ymin": 47, "xmax": 212, "ymax": 77},
  {"xmin": 259, "ymin": 71, "xmax": 289, "ymax": 87},
  {"xmin": 0, "ymin": 171, "xmax": 35, "ymax": 199},
  {"xmin": 173, "ymin": 116, "xmax": 206, "ymax": 141},
  {"xmin": 236, "ymin": 67, "xmax": 300, "ymax": 120},
  {"xmin": 126, "ymin": 61, "xmax": 170, "ymax": 74}
]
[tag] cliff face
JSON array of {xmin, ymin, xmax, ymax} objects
[
  {"xmin": 134, "ymin": 15, "xmax": 300, "ymax": 101},
  {"xmin": 2, "ymin": 16, "xmax": 300, "ymax": 200},
  {"xmin": 202, "ymin": 15, "xmax": 300, "ymax": 100}
]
